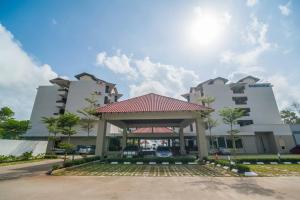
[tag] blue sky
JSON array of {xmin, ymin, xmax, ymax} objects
[{"xmin": 0, "ymin": 0, "xmax": 299, "ymax": 119}]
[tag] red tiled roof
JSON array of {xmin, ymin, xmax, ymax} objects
[
  {"xmin": 132, "ymin": 127, "xmax": 174, "ymax": 134},
  {"xmin": 96, "ymin": 93, "xmax": 209, "ymax": 113}
]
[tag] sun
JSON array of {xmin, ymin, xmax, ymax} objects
[{"xmin": 186, "ymin": 7, "xmax": 230, "ymax": 47}]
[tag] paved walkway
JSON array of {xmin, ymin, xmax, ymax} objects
[
  {"xmin": 1, "ymin": 176, "xmax": 300, "ymax": 200},
  {"xmin": 0, "ymin": 159, "xmax": 62, "ymax": 180}
]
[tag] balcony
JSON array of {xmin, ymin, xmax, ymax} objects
[
  {"xmin": 56, "ymin": 100, "xmax": 66, "ymax": 108},
  {"xmin": 58, "ymin": 89, "xmax": 68, "ymax": 97}
]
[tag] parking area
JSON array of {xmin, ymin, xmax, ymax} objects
[{"xmin": 53, "ymin": 163, "xmax": 235, "ymax": 177}]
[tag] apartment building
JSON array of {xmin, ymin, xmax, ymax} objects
[
  {"xmin": 24, "ymin": 72, "xmax": 122, "ymax": 146},
  {"xmin": 182, "ymin": 76, "xmax": 295, "ymax": 154}
]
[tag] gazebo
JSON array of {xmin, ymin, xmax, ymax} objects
[{"xmin": 95, "ymin": 93, "xmax": 211, "ymax": 159}]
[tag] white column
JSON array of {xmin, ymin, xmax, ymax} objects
[
  {"xmin": 179, "ymin": 127, "xmax": 186, "ymax": 155},
  {"xmin": 95, "ymin": 119, "xmax": 107, "ymax": 157},
  {"xmin": 195, "ymin": 118, "xmax": 208, "ymax": 159},
  {"xmin": 122, "ymin": 128, "xmax": 127, "ymax": 150}
]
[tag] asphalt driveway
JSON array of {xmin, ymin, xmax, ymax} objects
[
  {"xmin": 0, "ymin": 159, "xmax": 62, "ymax": 180},
  {"xmin": 1, "ymin": 160, "xmax": 300, "ymax": 200},
  {"xmin": 1, "ymin": 176, "xmax": 300, "ymax": 200}
]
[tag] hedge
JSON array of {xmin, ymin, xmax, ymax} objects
[
  {"xmin": 63, "ymin": 156, "xmax": 101, "ymax": 168},
  {"xmin": 207, "ymin": 159, "xmax": 250, "ymax": 173},
  {"xmin": 234, "ymin": 158, "xmax": 300, "ymax": 164},
  {"xmin": 104, "ymin": 156, "xmax": 197, "ymax": 164}
]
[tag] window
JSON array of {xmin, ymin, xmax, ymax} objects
[
  {"xmin": 231, "ymin": 85, "xmax": 245, "ymax": 94},
  {"xmin": 237, "ymin": 120, "xmax": 253, "ymax": 126},
  {"xmin": 114, "ymin": 95, "xmax": 118, "ymax": 102},
  {"xmin": 190, "ymin": 124, "xmax": 193, "ymax": 132},
  {"xmin": 226, "ymin": 138, "xmax": 243, "ymax": 148},
  {"xmin": 239, "ymin": 108, "xmax": 250, "ymax": 116},
  {"xmin": 232, "ymin": 97, "xmax": 247, "ymax": 105},
  {"xmin": 104, "ymin": 96, "xmax": 109, "ymax": 104},
  {"xmin": 217, "ymin": 137, "xmax": 226, "ymax": 148},
  {"xmin": 105, "ymin": 85, "xmax": 110, "ymax": 93}
]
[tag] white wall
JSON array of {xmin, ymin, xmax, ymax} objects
[
  {"xmin": 25, "ymin": 85, "xmax": 59, "ymax": 137},
  {"xmin": 0, "ymin": 139, "xmax": 48, "ymax": 156},
  {"xmin": 184, "ymin": 78, "xmax": 292, "ymax": 137}
]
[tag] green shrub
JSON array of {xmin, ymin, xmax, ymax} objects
[
  {"xmin": 105, "ymin": 156, "xmax": 197, "ymax": 164},
  {"xmin": 21, "ymin": 151, "xmax": 33, "ymax": 160},
  {"xmin": 44, "ymin": 154, "xmax": 58, "ymax": 159},
  {"xmin": 63, "ymin": 156, "xmax": 101, "ymax": 168},
  {"xmin": 236, "ymin": 164, "xmax": 250, "ymax": 172},
  {"xmin": 52, "ymin": 164, "xmax": 61, "ymax": 170},
  {"xmin": 235, "ymin": 158, "xmax": 300, "ymax": 164}
]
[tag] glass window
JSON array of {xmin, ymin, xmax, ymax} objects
[
  {"xmin": 217, "ymin": 137, "xmax": 226, "ymax": 148},
  {"xmin": 232, "ymin": 97, "xmax": 248, "ymax": 105},
  {"xmin": 226, "ymin": 138, "xmax": 243, "ymax": 148}
]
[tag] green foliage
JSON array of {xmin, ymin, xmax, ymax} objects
[
  {"xmin": 0, "ymin": 106, "xmax": 14, "ymax": 121},
  {"xmin": 219, "ymin": 107, "xmax": 245, "ymax": 125},
  {"xmin": 219, "ymin": 107, "xmax": 245, "ymax": 156},
  {"xmin": 235, "ymin": 164, "xmax": 250, "ymax": 172},
  {"xmin": 0, "ymin": 152, "xmax": 51, "ymax": 163},
  {"xmin": 58, "ymin": 142, "xmax": 75, "ymax": 152},
  {"xmin": 0, "ymin": 106, "xmax": 31, "ymax": 139},
  {"xmin": 21, "ymin": 151, "xmax": 33, "ymax": 160},
  {"xmin": 0, "ymin": 119, "xmax": 31, "ymax": 139},
  {"xmin": 57, "ymin": 112, "xmax": 80, "ymax": 139},
  {"xmin": 52, "ymin": 164, "xmax": 61, "ymax": 170},
  {"xmin": 105, "ymin": 156, "xmax": 197, "ymax": 164},
  {"xmin": 280, "ymin": 109, "xmax": 300, "ymax": 124},
  {"xmin": 63, "ymin": 156, "xmax": 101, "ymax": 168},
  {"xmin": 77, "ymin": 94, "xmax": 98, "ymax": 137}
]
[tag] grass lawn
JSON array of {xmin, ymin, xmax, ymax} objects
[
  {"xmin": 54, "ymin": 163, "xmax": 236, "ymax": 177},
  {"xmin": 0, "ymin": 159, "xmax": 46, "ymax": 167},
  {"xmin": 249, "ymin": 164, "xmax": 300, "ymax": 176}
]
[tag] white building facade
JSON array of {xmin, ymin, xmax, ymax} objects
[
  {"xmin": 182, "ymin": 76, "xmax": 295, "ymax": 154},
  {"xmin": 24, "ymin": 73, "xmax": 122, "ymax": 147}
]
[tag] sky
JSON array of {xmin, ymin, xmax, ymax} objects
[{"xmin": 0, "ymin": 0, "xmax": 299, "ymax": 119}]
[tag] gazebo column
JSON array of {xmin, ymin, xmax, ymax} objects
[
  {"xmin": 179, "ymin": 127, "xmax": 186, "ymax": 155},
  {"xmin": 195, "ymin": 118, "xmax": 208, "ymax": 159},
  {"xmin": 122, "ymin": 128, "xmax": 127, "ymax": 150},
  {"xmin": 95, "ymin": 119, "xmax": 107, "ymax": 157}
]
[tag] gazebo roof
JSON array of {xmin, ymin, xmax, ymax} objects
[
  {"xmin": 96, "ymin": 93, "xmax": 209, "ymax": 113},
  {"xmin": 132, "ymin": 127, "xmax": 174, "ymax": 134}
]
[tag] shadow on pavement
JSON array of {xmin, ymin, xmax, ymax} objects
[
  {"xmin": 0, "ymin": 160, "xmax": 62, "ymax": 181},
  {"xmin": 186, "ymin": 177, "xmax": 284, "ymax": 199}
]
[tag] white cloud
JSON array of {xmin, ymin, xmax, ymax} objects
[
  {"xmin": 0, "ymin": 24, "xmax": 57, "ymax": 119},
  {"xmin": 96, "ymin": 52, "xmax": 200, "ymax": 99},
  {"xmin": 266, "ymin": 74, "xmax": 300, "ymax": 109},
  {"xmin": 279, "ymin": 1, "xmax": 292, "ymax": 16},
  {"xmin": 96, "ymin": 51, "xmax": 138, "ymax": 79},
  {"xmin": 221, "ymin": 15, "xmax": 273, "ymax": 67},
  {"xmin": 246, "ymin": 0, "xmax": 259, "ymax": 7}
]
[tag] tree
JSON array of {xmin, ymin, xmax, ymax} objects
[
  {"xmin": 0, "ymin": 107, "xmax": 14, "ymax": 122},
  {"xmin": 197, "ymin": 96, "xmax": 218, "ymax": 149},
  {"xmin": 56, "ymin": 112, "xmax": 80, "ymax": 162},
  {"xmin": 77, "ymin": 94, "xmax": 98, "ymax": 137},
  {"xmin": 57, "ymin": 112, "xmax": 80, "ymax": 144},
  {"xmin": 219, "ymin": 107, "xmax": 245, "ymax": 157},
  {"xmin": 280, "ymin": 109, "xmax": 300, "ymax": 124},
  {"xmin": 205, "ymin": 117, "xmax": 218, "ymax": 149},
  {"xmin": 291, "ymin": 102, "xmax": 300, "ymax": 115},
  {"xmin": 0, "ymin": 106, "xmax": 31, "ymax": 139},
  {"xmin": 41, "ymin": 116, "xmax": 59, "ymax": 150},
  {"xmin": 0, "ymin": 119, "xmax": 31, "ymax": 139}
]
